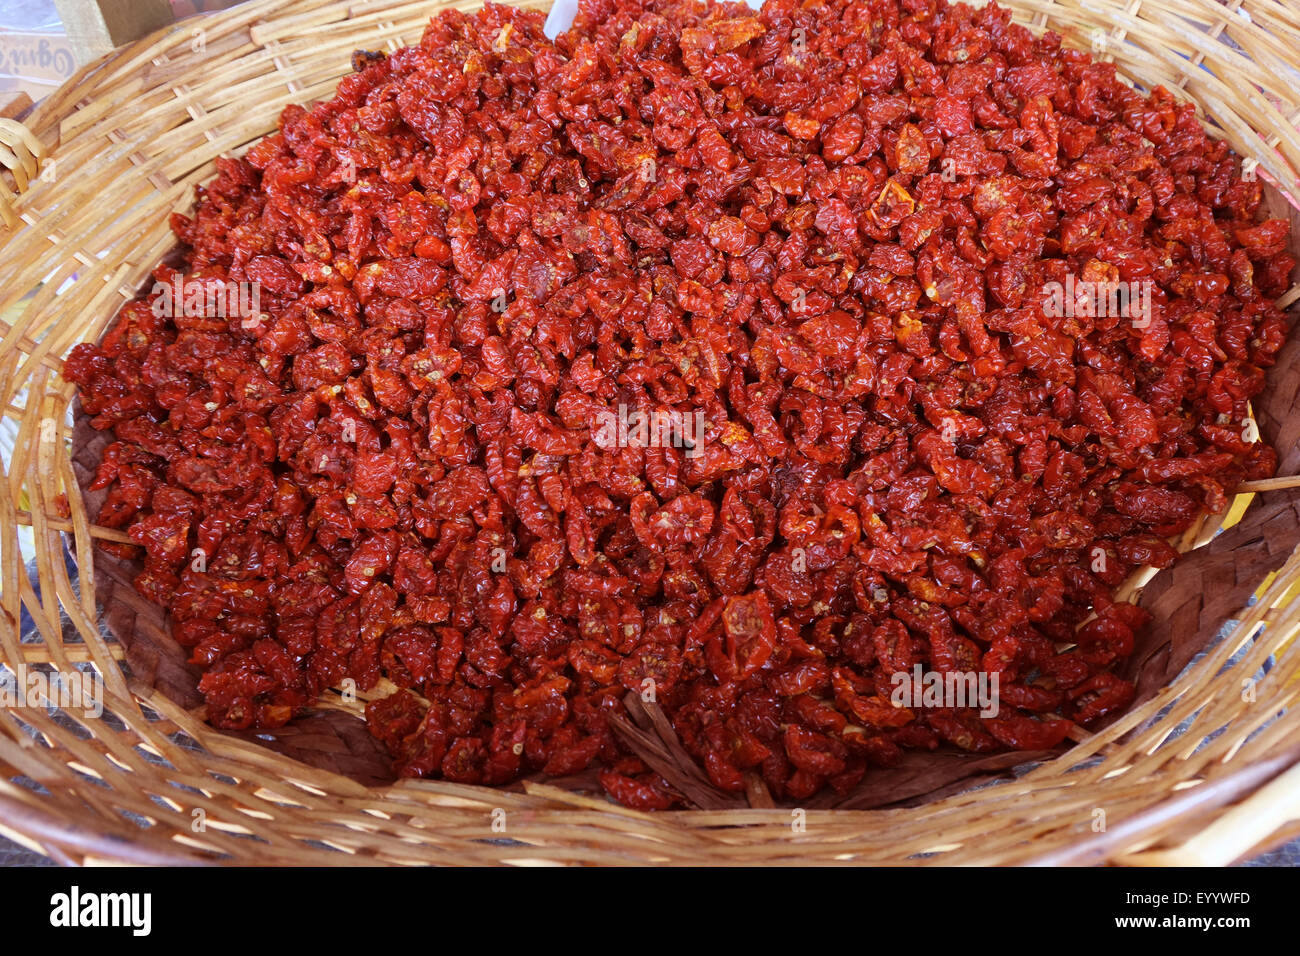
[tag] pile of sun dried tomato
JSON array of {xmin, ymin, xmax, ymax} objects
[{"xmin": 67, "ymin": 0, "xmax": 1293, "ymax": 808}]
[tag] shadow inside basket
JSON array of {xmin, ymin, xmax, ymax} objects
[{"xmin": 65, "ymin": 261, "xmax": 1300, "ymax": 809}]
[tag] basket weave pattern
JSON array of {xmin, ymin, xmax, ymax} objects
[{"xmin": 1, "ymin": 0, "xmax": 1300, "ymax": 865}]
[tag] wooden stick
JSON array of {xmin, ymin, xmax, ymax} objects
[
  {"xmin": 3, "ymin": 644, "xmax": 126, "ymax": 663},
  {"xmin": 12, "ymin": 511, "xmax": 132, "ymax": 544},
  {"xmin": 0, "ymin": 94, "xmax": 33, "ymax": 122},
  {"xmin": 1118, "ymin": 759, "xmax": 1300, "ymax": 865},
  {"xmin": 1236, "ymin": 475, "xmax": 1300, "ymax": 493}
]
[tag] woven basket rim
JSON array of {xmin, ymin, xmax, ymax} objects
[{"xmin": 1, "ymin": 0, "xmax": 1299, "ymax": 865}]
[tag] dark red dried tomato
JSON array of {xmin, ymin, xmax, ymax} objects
[{"xmin": 67, "ymin": 0, "xmax": 1292, "ymax": 810}]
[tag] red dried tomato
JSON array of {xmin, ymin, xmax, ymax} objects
[{"xmin": 67, "ymin": 0, "xmax": 1292, "ymax": 809}]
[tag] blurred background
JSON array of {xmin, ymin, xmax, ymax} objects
[{"xmin": 1, "ymin": 0, "xmax": 250, "ymax": 106}]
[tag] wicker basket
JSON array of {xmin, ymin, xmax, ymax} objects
[{"xmin": 2, "ymin": 0, "xmax": 1300, "ymax": 866}]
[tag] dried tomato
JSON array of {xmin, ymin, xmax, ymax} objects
[{"xmin": 68, "ymin": 0, "xmax": 1292, "ymax": 810}]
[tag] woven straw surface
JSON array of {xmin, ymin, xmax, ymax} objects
[{"xmin": 1, "ymin": 0, "xmax": 1300, "ymax": 865}]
